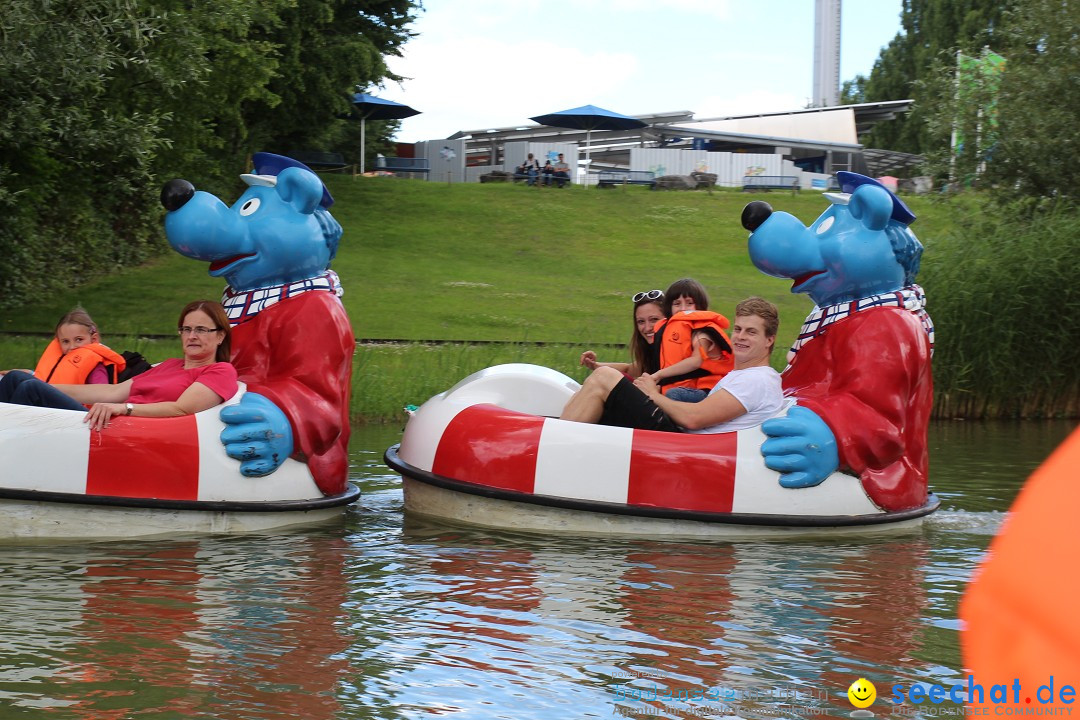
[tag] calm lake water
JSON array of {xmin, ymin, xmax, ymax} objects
[{"xmin": 0, "ymin": 420, "xmax": 1073, "ymax": 720}]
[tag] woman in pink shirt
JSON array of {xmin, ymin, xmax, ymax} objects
[{"xmin": 0, "ymin": 300, "xmax": 237, "ymax": 431}]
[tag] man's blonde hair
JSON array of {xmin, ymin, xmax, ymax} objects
[{"xmin": 735, "ymin": 296, "xmax": 779, "ymax": 338}]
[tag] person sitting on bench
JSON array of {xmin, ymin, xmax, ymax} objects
[
  {"xmin": 517, "ymin": 154, "xmax": 541, "ymax": 186},
  {"xmin": 552, "ymin": 153, "xmax": 571, "ymax": 187}
]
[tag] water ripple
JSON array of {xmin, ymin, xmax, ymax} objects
[{"xmin": 0, "ymin": 420, "xmax": 1071, "ymax": 718}]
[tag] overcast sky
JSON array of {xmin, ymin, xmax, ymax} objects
[{"xmin": 380, "ymin": 0, "xmax": 904, "ymax": 142}]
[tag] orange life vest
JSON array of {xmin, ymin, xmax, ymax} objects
[
  {"xmin": 961, "ymin": 426, "xmax": 1080, "ymax": 713},
  {"xmin": 32, "ymin": 339, "xmax": 126, "ymax": 384},
  {"xmin": 653, "ymin": 310, "xmax": 734, "ymax": 393}
]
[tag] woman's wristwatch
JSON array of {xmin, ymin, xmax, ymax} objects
[{"xmin": 125, "ymin": 403, "xmax": 134, "ymax": 416}]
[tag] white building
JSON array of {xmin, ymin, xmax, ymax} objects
[{"xmin": 399, "ymin": 101, "xmax": 920, "ymax": 187}]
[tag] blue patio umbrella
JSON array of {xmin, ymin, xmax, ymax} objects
[
  {"xmin": 352, "ymin": 92, "xmax": 421, "ymax": 174},
  {"xmin": 529, "ymin": 104, "xmax": 647, "ymax": 167}
]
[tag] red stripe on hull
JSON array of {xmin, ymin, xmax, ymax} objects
[
  {"xmin": 627, "ymin": 430, "xmax": 737, "ymax": 513},
  {"xmin": 87, "ymin": 416, "xmax": 200, "ymax": 500},
  {"xmin": 432, "ymin": 405, "xmax": 541, "ymax": 494}
]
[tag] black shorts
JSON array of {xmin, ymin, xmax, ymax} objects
[{"xmin": 598, "ymin": 377, "xmax": 683, "ymax": 433}]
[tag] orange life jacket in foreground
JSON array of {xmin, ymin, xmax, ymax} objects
[
  {"xmin": 961, "ymin": 425, "xmax": 1080, "ymax": 712},
  {"xmin": 652, "ymin": 310, "xmax": 734, "ymax": 393},
  {"xmin": 32, "ymin": 339, "xmax": 126, "ymax": 384}
]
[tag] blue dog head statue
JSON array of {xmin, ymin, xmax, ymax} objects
[
  {"xmin": 742, "ymin": 172, "xmax": 923, "ymax": 306},
  {"xmin": 161, "ymin": 153, "xmax": 343, "ymax": 292}
]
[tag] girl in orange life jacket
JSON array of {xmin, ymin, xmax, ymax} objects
[
  {"xmin": 644, "ymin": 278, "xmax": 734, "ymax": 403},
  {"xmin": 16, "ymin": 308, "xmax": 125, "ymax": 385},
  {"xmin": 579, "ymin": 291, "xmax": 667, "ymax": 379}
]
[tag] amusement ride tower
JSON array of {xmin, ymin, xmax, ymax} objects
[{"xmin": 813, "ymin": 0, "xmax": 841, "ymax": 107}]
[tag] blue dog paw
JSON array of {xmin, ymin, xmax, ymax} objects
[
  {"xmin": 777, "ymin": 471, "xmax": 818, "ymax": 489},
  {"xmin": 239, "ymin": 458, "xmax": 280, "ymax": 478},
  {"xmin": 219, "ymin": 393, "xmax": 294, "ymax": 476},
  {"xmin": 760, "ymin": 406, "xmax": 839, "ymax": 489}
]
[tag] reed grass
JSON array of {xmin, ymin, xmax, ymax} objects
[
  {"xmin": 919, "ymin": 196, "xmax": 1080, "ymax": 418},
  {"xmin": 351, "ymin": 342, "xmax": 595, "ymax": 424}
]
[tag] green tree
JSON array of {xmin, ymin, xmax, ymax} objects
[
  {"xmin": 0, "ymin": 0, "xmax": 420, "ymax": 308},
  {"xmin": 913, "ymin": 1, "xmax": 1080, "ymax": 417},
  {"xmin": 916, "ymin": 0, "xmax": 1080, "ymax": 199},
  {"xmin": 245, "ymin": 0, "xmax": 419, "ymax": 161},
  {"xmin": 839, "ymin": 75, "xmax": 866, "ymax": 105},
  {"xmin": 845, "ymin": 0, "xmax": 1015, "ymax": 154},
  {"xmin": 987, "ymin": 0, "xmax": 1080, "ymax": 200},
  {"xmin": 143, "ymin": 0, "xmax": 291, "ymax": 192},
  {"xmin": 0, "ymin": 0, "xmax": 170, "ymax": 306}
]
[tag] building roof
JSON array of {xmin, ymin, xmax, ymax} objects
[
  {"xmin": 690, "ymin": 100, "xmax": 915, "ymax": 136},
  {"xmin": 655, "ymin": 126, "xmax": 863, "ymax": 153},
  {"xmin": 861, "ymin": 148, "xmax": 925, "ymax": 176},
  {"xmin": 447, "ymin": 110, "xmax": 696, "ymax": 142},
  {"xmin": 444, "ymin": 101, "xmax": 920, "ymax": 171}
]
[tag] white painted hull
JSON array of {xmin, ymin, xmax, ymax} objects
[
  {"xmin": 0, "ymin": 498, "xmax": 347, "ymax": 542},
  {"xmin": 388, "ymin": 364, "xmax": 939, "ymax": 538},
  {"xmin": 0, "ymin": 382, "xmax": 359, "ymax": 540},
  {"xmin": 401, "ymin": 477, "xmax": 928, "ymax": 540}
]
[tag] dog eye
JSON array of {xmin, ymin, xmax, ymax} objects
[
  {"xmin": 239, "ymin": 198, "xmax": 261, "ymax": 216},
  {"xmin": 816, "ymin": 216, "xmax": 834, "ymax": 234}
]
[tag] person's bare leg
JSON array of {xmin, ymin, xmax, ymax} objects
[{"xmin": 560, "ymin": 366, "xmax": 622, "ymax": 423}]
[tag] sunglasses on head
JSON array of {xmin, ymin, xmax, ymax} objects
[{"xmin": 633, "ymin": 290, "xmax": 664, "ymax": 303}]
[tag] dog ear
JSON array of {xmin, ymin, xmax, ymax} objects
[
  {"xmin": 848, "ymin": 184, "xmax": 892, "ymax": 232},
  {"xmin": 275, "ymin": 167, "xmax": 322, "ymax": 215}
]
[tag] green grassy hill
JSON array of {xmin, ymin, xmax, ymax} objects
[
  {"xmin": 0, "ymin": 178, "xmax": 956, "ymax": 421},
  {"xmin": 0, "ymin": 178, "xmax": 951, "ymax": 349}
]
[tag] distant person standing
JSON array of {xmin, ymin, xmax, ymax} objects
[{"xmin": 552, "ymin": 153, "xmax": 571, "ymax": 188}]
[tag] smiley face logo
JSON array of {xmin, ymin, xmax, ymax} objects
[{"xmin": 847, "ymin": 678, "xmax": 876, "ymax": 708}]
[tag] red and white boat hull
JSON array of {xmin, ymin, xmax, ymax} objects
[
  {"xmin": 387, "ymin": 364, "xmax": 938, "ymax": 538},
  {"xmin": 0, "ymin": 383, "xmax": 359, "ymax": 540}
]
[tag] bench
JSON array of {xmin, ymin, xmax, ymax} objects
[
  {"xmin": 379, "ymin": 157, "xmax": 430, "ymax": 176},
  {"xmin": 742, "ymin": 175, "xmax": 800, "ymax": 193},
  {"xmin": 291, "ymin": 152, "xmax": 349, "ymax": 171},
  {"xmin": 597, "ymin": 170, "xmax": 656, "ymax": 189},
  {"xmin": 510, "ymin": 170, "xmax": 571, "ymax": 187}
]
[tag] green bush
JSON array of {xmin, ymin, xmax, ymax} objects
[
  {"xmin": 0, "ymin": 0, "xmax": 417, "ymax": 308},
  {"xmin": 921, "ymin": 197, "xmax": 1080, "ymax": 417}
]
